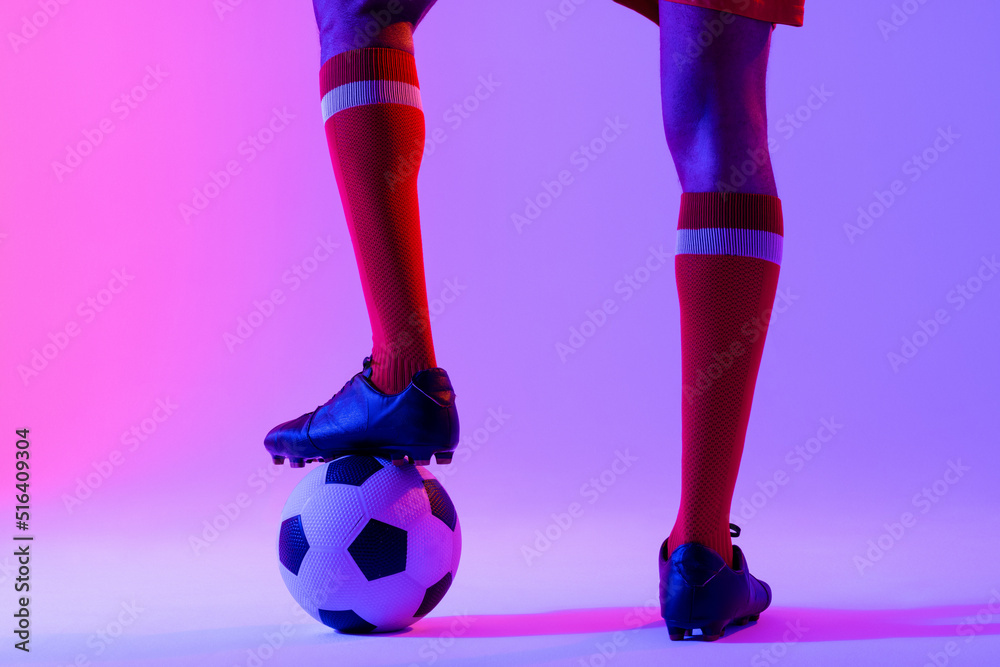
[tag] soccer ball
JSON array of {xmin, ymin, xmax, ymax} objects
[{"xmin": 276, "ymin": 455, "xmax": 461, "ymax": 633}]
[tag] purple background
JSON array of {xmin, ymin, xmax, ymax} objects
[{"xmin": 3, "ymin": 0, "xmax": 999, "ymax": 664}]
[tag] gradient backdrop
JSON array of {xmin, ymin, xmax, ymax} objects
[{"xmin": 2, "ymin": 0, "xmax": 999, "ymax": 665}]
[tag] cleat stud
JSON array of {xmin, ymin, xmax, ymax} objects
[
  {"xmin": 289, "ymin": 458, "xmax": 305, "ymax": 468},
  {"xmin": 434, "ymin": 452, "xmax": 454, "ymax": 464},
  {"xmin": 700, "ymin": 622, "xmax": 726, "ymax": 641},
  {"xmin": 747, "ymin": 614, "xmax": 760, "ymax": 622},
  {"xmin": 271, "ymin": 455, "xmax": 285, "ymax": 465},
  {"xmin": 390, "ymin": 454, "xmax": 409, "ymax": 467},
  {"xmin": 413, "ymin": 458, "xmax": 431, "ymax": 466},
  {"xmin": 667, "ymin": 626, "xmax": 686, "ymax": 641}
]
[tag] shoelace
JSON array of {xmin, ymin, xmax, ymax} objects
[
  {"xmin": 304, "ymin": 355, "xmax": 376, "ymax": 443},
  {"xmin": 316, "ymin": 356, "xmax": 375, "ymax": 411}
]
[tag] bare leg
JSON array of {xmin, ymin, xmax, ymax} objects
[
  {"xmin": 659, "ymin": 2, "xmax": 776, "ymax": 196},
  {"xmin": 314, "ymin": 0, "xmax": 438, "ymax": 60},
  {"xmin": 313, "ymin": 0, "xmax": 440, "ymax": 393},
  {"xmin": 659, "ymin": 1, "xmax": 783, "ymax": 566}
]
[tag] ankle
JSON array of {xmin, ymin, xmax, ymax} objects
[
  {"xmin": 667, "ymin": 528, "xmax": 734, "ymax": 569},
  {"xmin": 370, "ymin": 353, "xmax": 435, "ymax": 395}
]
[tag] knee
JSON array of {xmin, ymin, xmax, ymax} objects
[
  {"xmin": 658, "ymin": 5, "xmax": 776, "ymax": 192},
  {"xmin": 314, "ymin": 0, "xmax": 416, "ymax": 57},
  {"xmin": 660, "ymin": 55, "xmax": 773, "ymax": 194},
  {"xmin": 662, "ymin": 115, "xmax": 775, "ymax": 195}
]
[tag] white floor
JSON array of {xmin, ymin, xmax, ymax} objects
[{"xmin": 18, "ymin": 511, "xmax": 1000, "ymax": 666}]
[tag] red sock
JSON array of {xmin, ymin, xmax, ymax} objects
[
  {"xmin": 666, "ymin": 192, "xmax": 783, "ymax": 568},
  {"xmin": 320, "ymin": 48, "xmax": 436, "ymax": 394}
]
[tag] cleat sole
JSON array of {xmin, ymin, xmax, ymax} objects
[
  {"xmin": 665, "ymin": 615, "xmax": 755, "ymax": 641},
  {"xmin": 266, "ymin": 447, "xmax": 456, "ymax": 468}
]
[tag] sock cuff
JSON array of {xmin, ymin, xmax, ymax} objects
[
  {"xmin": 677, "ymin": 192, "xmax": 783, "ymax": 235},
  {"xmin": 321, "ymin": 47, "xmax": 419, "ymax": 93},
  {"xmin": 320, "ymin": 48, "xmax": 421, "ymax": 122},
  {"xmin": 675, "ymin": 192, "xmax": 783, "ymax": 265}
]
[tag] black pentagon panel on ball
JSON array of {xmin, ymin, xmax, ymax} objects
[
  {"xmin": 413, "ymin": 572, "xmax": 453, "ymax": 618},
  {"xmin": 318, "ymin": 608, "xmax": 377, "ymax": 634},
  {"xmin": 325, "ymin": 455, "xmax": 384, "ymax": 486},
  {"xmin": 278, "ymin": 515, "xmax": 309, "ymax": 576},
  {"xmin": 422, "ymin": 479, "xmax": 458, "ymax": 531},
  {"xmin": 348, "ymin": 518, "xmax": 407, "ymax": 581}
]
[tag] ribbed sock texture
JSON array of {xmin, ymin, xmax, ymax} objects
[
  {"xmin": 666, "ymin": 192, "xmax": 783, "ymax": 569},
  {"xmin": 320, "ymin": 48, "xmax": 436, "ymax": 394}
]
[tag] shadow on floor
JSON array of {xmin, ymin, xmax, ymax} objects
[{"xmin": 388, "ymin": 603, "xmax": 1000, "ymax": 643}]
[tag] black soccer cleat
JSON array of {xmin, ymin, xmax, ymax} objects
[
  {"xmin": 659, "ymin": 524, "xmax": 771, "ymax": 642},
  {"xmin": 264, "ymin": 356, "xmax": 459, "ymax": 467}
]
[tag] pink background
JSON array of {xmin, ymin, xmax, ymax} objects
[{"xmin": 2, "ymin": 0, "xmax": 999, "ymax": 664}]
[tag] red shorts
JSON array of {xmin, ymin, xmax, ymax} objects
[{"xmin": 613, "ymin": 0, "xmax": 804, "ymax": 27}]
